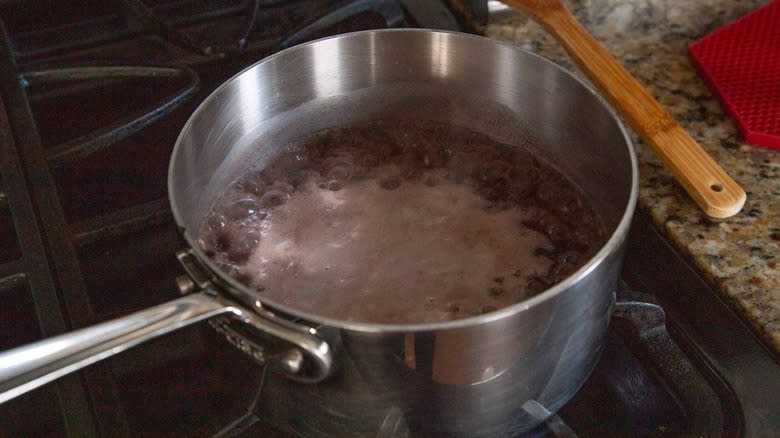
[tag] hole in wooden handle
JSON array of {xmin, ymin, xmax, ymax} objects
[{"xmin": 710, "ymin": 183, "xmax": 724, "ymax": 192}]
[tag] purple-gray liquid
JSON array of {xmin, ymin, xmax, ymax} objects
[{"xmin": 199, "ymin": 121, "xmax": 606, "ymax": 323}]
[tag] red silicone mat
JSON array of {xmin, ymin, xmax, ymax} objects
[{"xmin": 688, "ymin": 0, "xmax": 780, "ymax": 150}]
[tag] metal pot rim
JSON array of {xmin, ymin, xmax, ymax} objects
[{"xmin": 168, "ymin": 28, "xmax": 639, "ymax": 333}]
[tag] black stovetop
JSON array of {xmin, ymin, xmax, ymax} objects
[{"xmin": 0, "ymin": 1, "xmax": 778, "ymax": 436}]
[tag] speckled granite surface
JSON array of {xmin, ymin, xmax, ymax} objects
[{"xmin": 486, "ymin": 0, "xmax": 780, "ymax": 353}]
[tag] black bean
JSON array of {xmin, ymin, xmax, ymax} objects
[
  {"xmin": 489, "ymin": 286, "xmax": 505, "ymax": 297},
  {"xmin": 535, "ymin": 247, "xmax": 558, "ymax": 260},
  {"xmin": 379, "ymin": 177, "xmax": 401, "ymax": 190}
]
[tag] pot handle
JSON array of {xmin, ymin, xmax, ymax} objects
[{"xmin": 0, "ymin": 290, "xmax": 332, "ymax": 404}]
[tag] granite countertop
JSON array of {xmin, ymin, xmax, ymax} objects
[{"xmin": 485, "ymin": 0, "xmax": 780, "ymax": 353}]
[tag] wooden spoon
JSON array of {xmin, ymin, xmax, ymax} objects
[{"xmin": 501, "ymin": 0, "xmax": 746, "ymax": 218}]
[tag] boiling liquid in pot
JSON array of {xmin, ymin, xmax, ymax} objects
[{"xmin": 199, "ymin": 120, "xmax": 606, "ymax": 323}]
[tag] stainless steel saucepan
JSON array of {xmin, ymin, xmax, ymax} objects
[{"xmin": 0, "ymin": 29, "xmax": 637, "ymax": 436}]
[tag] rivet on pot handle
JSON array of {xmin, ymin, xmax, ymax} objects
[
  {"xmin": 173, "ymin": 249, "xmax": 333, "ymax": 382},
  {"xmin": 0, "ymin": 279, "xmax": 332, "ymax": 406}
]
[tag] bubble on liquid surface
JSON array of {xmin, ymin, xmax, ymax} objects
[
  {"xmin": 224, "ymin": 198, "xmax": 262, "ymax": 221},
  {"xmin": 226, "ymin": 230, "xmax": 261, "ymax": 264},
  {"xmin": 205, "ymin": 213, "xmax": 227, "ymax": 232},
  {"xmin": 260, "ymin": 190, "xmax": 290, "ymax": 208}
]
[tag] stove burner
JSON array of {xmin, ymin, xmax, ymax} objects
[{"xmin": 242, "ymin": 288, "xmax": 740, "ymax": 437}]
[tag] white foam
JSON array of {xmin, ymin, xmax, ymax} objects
[{"xmin": 240, "ymin": 167, "xmax": 553, "ymax": 323}]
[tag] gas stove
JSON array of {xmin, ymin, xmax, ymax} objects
[{"xmin": 0, "ymin": 1, "xmax": 778, "ymax": 436}]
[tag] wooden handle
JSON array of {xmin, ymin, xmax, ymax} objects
[{"xmin": 502, "ymin": 0, "xmax": 746, "ymax": 218}]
